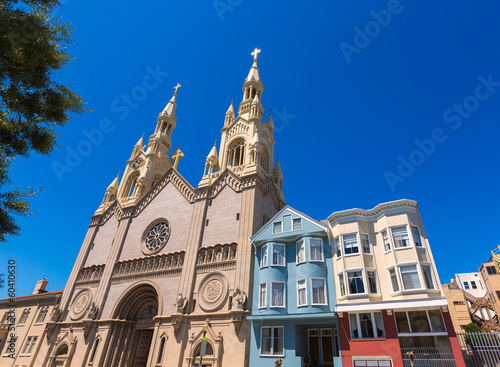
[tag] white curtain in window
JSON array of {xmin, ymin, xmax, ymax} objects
[
  {"xmin": 259, "ymin": 284, "xmax": 266, "ymax": 307},
  {"xmin": 273, "ymin": 327, "xmax": 284, "ymax": 355},
  {"xmin": 297, "ymin": 241, "xmax": 305, "ymax": 263},
  {"xmin": 261, "ymin": 328, "xmax": 271, "ymax": 354},
  {"xmin": 310, "ymin": 239, "xmax": 322, "ymax": 260},
  {"xmin": 272, "ymin": 283, "xmax": 284, "ymax": 306},
  {"xmin": 392, "ymin": 226, "xmax": 409, "ymax": 248},
  {"xmin": 273, "ymin": 245, "xmax": 284, "ymax": 265},
  {"xmin": 374, "ymin": 312, "xmax": 384, "ymax": 337},
  {"xmin": 312, "ymin": 279, "xmax": 325, "ymax": 304},
  {"xmin": 298, "ymin": 281, "xmax": 306, "ymax": 305},
  {"xmin": 349, "ymin": 314, "xmax": 359, "ymax": 338},
  {"xmin": 261, "ymin": 246, "xmax": 268, "ymax": 267},
  {"xmin": 400, "ymin": 265, "xmax": 421, "ymax": 289}
]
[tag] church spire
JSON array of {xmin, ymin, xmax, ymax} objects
[
  {"xmin": 224, "ymin": 99, "xmax": 235, "ymax": 126},
  {"xmin": 238, "ymin": 49, "xmax": 264, "ymax": 117}
]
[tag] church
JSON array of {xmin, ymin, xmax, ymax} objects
[{"xmin": 32, "ymin": 49, "xmax": 285, "ymax": 367}]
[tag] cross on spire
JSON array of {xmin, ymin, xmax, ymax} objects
[
  {"xmin": 251, "ymin": 48, "xmax": 261, "ymax": 61},
  {"xmin": 171, "ymin": 142, "xmax": 185, "ymax": 170},
  {"xmin": 174, "ymin": 83, "xmax": 182, "ymax": 95}
]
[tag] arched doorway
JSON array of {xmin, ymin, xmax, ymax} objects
[{"xmin": 106, "ymin": 283, "xmax": 159, "ymax": 367}]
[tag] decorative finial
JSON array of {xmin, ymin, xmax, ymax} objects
[
  {"xmin": 174, "ymin": 83, "xmax": 182, "ymax": 95},
  {"xmin": 276, "ymin": 154, "xmax": 279, "ymax": 160},
  {"xmin": 214, "ymin": 139, "xmax": 217, "ymax": 146},
  {"xmin": 117, "ymin": 170, "xmax": 121, "ymax": 177},
  {"xmin": 231, "ymin": 99, "xmax": 234, "ymax": 104},
  {"xmin": 269, "ymin": 109, "xmax": 272, "ymax": 115},
  {"xmin": 251, "ymin": 48, "xmax": 261, "ymax": 61},
  {"xmin": 142, "ymin": 132, "xmax": 145, "ymax": 137}
]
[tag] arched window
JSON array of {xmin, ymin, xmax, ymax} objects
[
  {"xmin": 227, "ymin": 140, "xmax": 245, "ymax": 167},
  {"xmin": 89, "ymin": 338, "xmax": 100, "ymax": 363},
  {"xmin": 55, "ymin": 344, "xmax": 68, "ymax": 356},
  {"xmin": 123, "ymin": 172, "xmax": 139, "ymax": 198},
  {"xmin": 259, "ymin": 145, "xmax": 269, "ymax": 172},
  {"xmin": 156, "ymin": 337, "xmax": 166, "ymax": 364}
]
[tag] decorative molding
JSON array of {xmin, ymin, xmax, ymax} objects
[
  {"xmin": 328, "ymin": 199, "xmax": 418, "ymax": 224},
  {"xmin": 196, "ymin": 261, "xmax": 236, "ymax": 274},
  {"xmin": 197, "ymin": 272, "xmax": 229, "ymax": 312},
  {"xmin": 196, "ymin": 243, "xmax": 237, "ymax": 265},
  {"xmin": 75, "ymin": 264, "xmax": 105, "ymax": 284},
  {"xmin": 226, "ymin": 122, "xmax": 249, "ymax": 141}
]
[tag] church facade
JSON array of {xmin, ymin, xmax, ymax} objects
[{"xmin": 34, "ymin": 51, "xmax": 284, "ymax": 367}]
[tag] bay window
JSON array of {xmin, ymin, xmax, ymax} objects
[
  {"xmin": 421, "ymin": 264, "xmax": 435, "ymax": 289},
  {"xmin": 335, "ymin": 236, "xmax": 341, "ymax": 258},
  {"xmin": 382, "ymin": 230, "xmax": 390, "ymax": 251},
  {"xmin": 310, "ymin": 239, "xmax": 323, "ymax": 261},
  {"xmin": 259, "ymin": 283, "xmax": 267, "ymax": 308},
  {"xmin": 412, "ymin": 226, "xmax": 423, "ymax": 247},
  {"xmin": 296, "ymin": 240, "xmax": 305, "ymax": 264},
  {"xmin": 297, "ymin": 279, "xmax": 307, "ymax": 306},
  {"xmin": 343, "ymin": 234, "xmax": 359, "ymax": 255},
  {"xmin": 361, "ymin": 234, "xmax": 371, "ymax": 254},
  {"xmin": 347, "ymin": 271, "xmax": 365, "ymax": 294},
  {"xmin": 261, "ymin": 245, "xmax": 268, "ymax": 268},
  {"xmin": 399, "ymin": 265, "xmax": 422, "ymax": 290},
  {"xmin": 272, "ymin": 244, "xmax": 285, "ymax": 266},
  {"xmin": 388, "ymin": 267, "xmax": 400, "ymax": 293},
  {"xmin": 311, "ymin": 278, "xmax": 326, "ymax": 305},
  {"xmin": 367, "ymin": 270, "xmax": 377, "ymax": 294},
  {"xmin": 339, "ymin": 274, "xmax": 346, "ymax": 297},
  {"xmin": 392, "ymin": 226, "xmax": 410, "ymax": 248}
]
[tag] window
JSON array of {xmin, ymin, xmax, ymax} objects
[
  {"xmin": 343, "ymin": 234, "xmax": 359, "ymax": 255},
  {"xmin": 382, "ymin": 230, "xmax": 390, "ymax": 251},
  {"xmin": 261, "ymin": 245, "xmax": 268, "ymax": 268},
  {"xmin": 273, "ymin": 221, "xmax": 282, "ymax": 234},
  {"xmin": 334, "ymin": 237, "xmax": 341, "ymax": 258},
  {"xmin": 310, "ymin": 239, "xmax": 323, "ymax": 261},
  {"xmin": 296, "ymin": 240, "xmax": 305, "ymax": 264},
  {"xmin": 361, "ymin": 234, "xmax": 371, "ymax": 254},
  {"xmin": 395, "ymin": 310, "xmax": 446, "ymax": 334},
  {"xmin": 21, "ymin": 336, "xmax": 38, "ymax": 356},
  {"xmin": 453, "ymin": 301, "xmax": 466, "ymax": 305},
  {"xmin": 297, "ymin": 279, "xmax": 307, "ymax": 306},
  {"xmin": 259, "ymin": 283, "xmax": 267, "ymax": 308},
  {"xmin": 260, "ymin": 326, "xmax": 284, "ymax": 356},
  {"xmin": 157, "ymin": 337, "xmax": 166, "ymax": 364},
  {"xmin": 471, "ymin": 281, "xmax": 477, "ymax": 289},
  {"xmin": 391, "ymin": 226, "xmax": 410, "ymax": 248},
  {"xmin": 19, "ymin": 308, "xmax": 30, "ymax": 324},
  {"xmin": 399, "ymin": 265, "xmax": 422, "ymax": 290},
  {"xmin": 421, "ymin": 265, "xmax": 435, "ymax": 289},
  {"xmin": 339, "ymin": 274, "xmax": 346, "ymax": 297},
  {"xmin": 412, "ymin": 227, "xmax": 423, "ymax": 247},
  {"xmin": 311, "ymin": 278, "xmax": 326, "ymax": 304},
  {"xmin": 347, "ymin": 271, "xmax": 365, "ymax": 294},
  {"xmin": 367, "ymin": 271, "xmax": 377, "ymax": 294},
  {"xmin": 90, "ymin": 338, "xmax": 100, "ymax": 363},
  {"xmin": 292, "ymin": 218, "xmax": 302, "ymax": 231},
  {"xmin": 463, "ymin": 281, "xmax": 470, "ymax": 290},
  {"xmin": 271, "ymin": 282, "xmax": 285, "ymax": 307},
  {"xmin": 389, "ymin": 268, "xmax": 399, "ymax": 292},
  {"xmin": 349, "ymin": 312, "xmax": 385, "ymax": 339},
  {"xmin": 496, "ymin": 291, "xmax": 500, "ymax": 300},
  {"xmin": 487, "ymin": 266, "xmax": 497, "ymax": 275},
  {"xmin": 272, "ymin": 244, "xmax": 285, "ymax": 266},
  {"xmin": 35, "ymin": 306, "xmax": 49, "ymax": 324}
]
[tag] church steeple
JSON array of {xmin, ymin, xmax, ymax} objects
[{"xmin": 238, "ymin": 49, "xmax": 264, "ymax": 119}]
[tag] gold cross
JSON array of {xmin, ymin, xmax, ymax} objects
[
  {"xmin": 251, "ymin": 48, "xmax": 261, "ymax": 61},
  {"xmin": 174, "ymin": 83, "xmax": 182, "ymax": 94},
  {"xmin": 171, "ymin": 142, "xmax": 185, "ymax": 170}
]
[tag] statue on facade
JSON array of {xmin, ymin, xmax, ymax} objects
[
  {"xmin": 87, "ymin": 302, "xmax": 99, "ymax": 320},
  {"xmin": 232, "ymin": 288, "xmax": 247, "ymax": 310},
  {"xmin": 175, "ymin": 293, "xmax": 188, "ymax": 313}
]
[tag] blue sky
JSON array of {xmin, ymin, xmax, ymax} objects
[{"xmin": 1, "ymin": 0, "xmax": 500, "ymax": 297}]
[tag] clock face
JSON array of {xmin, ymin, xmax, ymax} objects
[{"xmin": 143, "ymin": 220, "xmax": 170, "ymax": 254}]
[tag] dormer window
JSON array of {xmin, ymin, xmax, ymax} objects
[{"xmin": 273, "ymin": 221, "xmax": 282, "ymax": 234}]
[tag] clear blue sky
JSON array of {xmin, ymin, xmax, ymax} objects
[{"xmin": 1, "ymin": 0, "xmax": 500, "ymax": 297}]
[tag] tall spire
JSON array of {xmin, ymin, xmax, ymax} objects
[
  {"xmin": 161, "ymin": 83, "xmax": 181, "ymax": 116},
  {"xmin": 239, "ymin": 49, "xmax": 264, "ymax": 117}
]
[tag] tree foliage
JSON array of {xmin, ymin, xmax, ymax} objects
[{"xmin": 0, "ymin": 0, "xmax": 87, "ymax": 241}]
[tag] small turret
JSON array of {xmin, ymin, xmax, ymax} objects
[{"xmin": 225, "ymin": 100, "xmax": 235, "ymax": 126}]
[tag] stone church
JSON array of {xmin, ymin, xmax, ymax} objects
[{"xmin": 35, "ymin": 50, "xmax": 285, "ymax": 367}]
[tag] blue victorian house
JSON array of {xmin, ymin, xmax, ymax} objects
[{"xmin": 248, "ymin": 206, "xmax": 341, "ymax": 367}]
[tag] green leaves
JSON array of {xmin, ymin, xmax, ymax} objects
[{"xmin": 0, "ymin": 0, "xmax": 88, "ymax": 241}]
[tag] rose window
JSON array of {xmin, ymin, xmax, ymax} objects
[{"xmin": 144, "ymin": 221, "xmax": 170, "ymax": 253}]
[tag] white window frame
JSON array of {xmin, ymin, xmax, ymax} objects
[
  {"xmin": 296, "ymin": 240, "xmax": 305, "ymax": 264},
  {"xmin": 346, "ymin": 269, "xmax": 366, "ymax": 295},
  {"xmin": 411, "ymin": 226, "xmax": 423, "ymax": 248},
  {"xmin": 463, "ymin": 281, "xmax": 470, "ymax": 290},
  {"xmin": 343, "ymin": 233, "xmax": 360, "ymax": 256},
  {"xmin": 395, "ymin": 309, "xmax": 447, "ymax": 336},
  {"xmin": 361, "ymin": 234, "xmax": 371, "ymax": 254},
  {"xmin": 381, "ymin": 230, "xmax": 391, "ymax": 252},
  {"xmin": 387, "ymin": 266, "xmax": 400, "ymax": 293},
  {"xmin": 398, "ymin": 263, "xmax": 423, "ymax": 291},
  {"xmin": 271, "ymin": 244, "xmax": 286, "ymax": 266},
  {"xmin": 338, "ymin": 272, "xmax": 346, "ymax": 297},
  {"xmin": 259, "ymin": 283, "xmax": 267, "ymax": 308},
  {"xmin": 270, "ymin": 281, "xmax": 286, "ymax": 308},
  {"xmin": 297, "ymin": 279, "xmax": 307, "ymax": 307},
  {"xmin": 309, "ymin": 238, "xmax": 324, "ymax": 262},
  {"xmin": 349, "ymin": 312, "xmax": 385, "ymax": 339},
  {"xmin": 311, "ymin": 277, "xmax": 327, "ymax": 305},
  {"xmin": 391, "ymin": 225, "xmax": 412, "ymax": 250},
  {"xmin": 273, "ymin": 221, "xmax": 282, "ymax": 234},
  {"xmin": 292, "ymin": 218, "xmax": 302, "ymax": 231},
  {"xmin": 334, "ymin": 236, "xmax": 341, "ymax": 258},
  {"xmin": 261, "ymin": 245, "xmax": 268, "ymax": 268},
  {"xmin": 366, "ymin": 269, "xmax": 378, "ymax": 294},
  {"xmin": 421, "ymin": 263, "xmax": 435, "ymax": 290},
  {"xmin": 260, "ymin": 326, "xmax": 285, "ymax": 357}
]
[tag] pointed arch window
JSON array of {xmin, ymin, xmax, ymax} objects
[
  {"xmin": 156, "ymin": 336, "xmax": 166, "ymax": 364},
  {"xmin": 227, "ymin": 139, "xmax": 246, "ymax": 167},
  {"xmin": 259, "ymin": 145, "xmax": 269, "ymax": 172},
  {"xmin": 89, "ymin": 337, "xmax": 100, "ymax": 363},
  {"xmin": 123, "ymin": 172, "xmax": 139, "ymax": 197}
]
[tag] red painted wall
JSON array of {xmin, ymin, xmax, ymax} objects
[
  {"xmin": 443, "ymin": 310, "xmax": 466, "ymax": 367},
  {"xmin": 339, "ymin": 310, "xmax": 404, "ymax": 367}
]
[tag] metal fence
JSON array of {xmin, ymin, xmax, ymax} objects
[
  {"xmin": 457, "ymin": 332, "xmax": 500, "ymax": 367},
  {"xmin": 401, "ymin": 346, "xmax": 457, "ymax": 367}
]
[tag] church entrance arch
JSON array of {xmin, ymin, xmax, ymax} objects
[{"xmin": 103, "ymin": 283, "xmax": 160, "ymax": 367}]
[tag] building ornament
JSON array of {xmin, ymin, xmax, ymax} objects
[
  {"xmin": 198, "ymin": 272, "xmax": 229, "ymax": 312},
  {"xmin": 175, "ymin": 293, "xmax": 188, "ymax": 314}
]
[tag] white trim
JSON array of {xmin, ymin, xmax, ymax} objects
[
  {"xmin": 270, "ymin": 281, "xmax": 286, "ymax": 308},
  {"xmin": 297, "ymin": 278, "xmax": 307, "ymax": 307},
  {"xmin": 335, "ymin": 297, "xmax": 448, "ymax": 312},
  {"xmin": 309, "ymin": 238, "xmax": 324, "ymax": 262},
  {"xmin": 411, "ymin": 226, "xmax": 424, "ymax": 248},
  {"xmin": 272, "ymin": 221, "xmax": 283, "ymax": 234},
  {"xmin": 310, "ymin": 277, "xmax": 328, "ymax": 306},
  {"xmin": 361, "ymin": 233, "xmax": 372, "ymax": 255},
  {"xmin": 259, "ymin": 282, "xmax": 267, "ymax": 309},
  {"xmin": 260, "ymin": 244, "xmax": 268, "ymax": 268},
  {"xmin": 398, "ymin": 263, "xmax": 424, "ymax": 291},
  {"xmin": 390, "ymin": 225, "xmax": 413, "ymax": 250},
  {"xmin": 259, "ymin": 326, "xmax": 285, "ymax": 357},
  {"xmin": 271, "ymin": 243, "xmax": 286, "ymax": 267},
  {"xmin": 296, "ymin": 239, "xmax": 305, "ymax": 264},
  {"xmin": 292, "ymin": 217, "xmax": 302, "ymax": 231},
  {"xmin": 387, "ymin": 266, "xmax": 400, "ymax": 293},
  {"xmin": 421, "ymin": 262, "xmax": 436, "ymax": 290},
  {"xmin": 346, "ymin": 269, "xmax": 367, "ymax": 296},
  {"xmin": 342, "ymin": 233, "xmax": 360, "ymax": 256}
]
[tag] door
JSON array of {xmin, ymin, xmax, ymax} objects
[
  {"xmin": 308, "ymin": 328, "xmax": 335, "ymax": 366},
  {"xmin": 133, "ymin": 330, "xmax": 154, "ymax": 367}
]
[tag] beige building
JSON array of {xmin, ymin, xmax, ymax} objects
[
  {"xmin": 441, "ymin": 283, "xmax": 471, "ymax": 334},
  {"xmin": 479, "ymin": 260, "xmax": 500, "ymax": 319},
  {"xmin": 33, "ymin": 51, "xmax": 285, "ymax": 367},
  {"xmin": 0, "ymin": 279, "xmax": 62, "ymax": 367}
]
